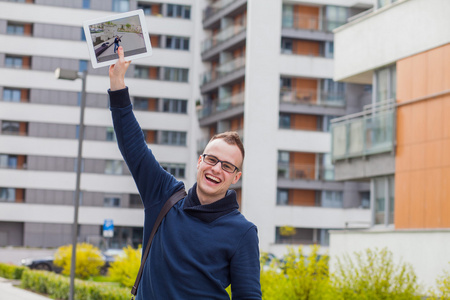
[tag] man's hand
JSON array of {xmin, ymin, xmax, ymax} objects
[{"xmin": 109, "ymin": 46, "xmax": 131, "ymax": 91}]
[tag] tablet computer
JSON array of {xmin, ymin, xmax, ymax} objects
[{"xmin": 83, "ymin": 9, "xmax": 152, "ymax": 69}]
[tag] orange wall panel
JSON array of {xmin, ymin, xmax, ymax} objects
[
  {"xmin": 394, "ymin": 172, "xmax": 410, "ymax": 228},
  {"xmin": 291, "ymin": 189, "xmax": 315, "ymax": 206},
  {"xmin": 293, "ymin": 40, "xmax": 320, "ymax": 56},
  {"xmin": 291, "ymin": 114, "xmax": 317, "ymax": 131},
  {"xmin": 148, "ymin": 98, "xmax": 157, "ymax": 111},
  {"xmin": 395, "ymin": 43, "xmax": 450, "ymax": 230},
  {"xmin": 424, "ymin": 169, "xmax": 442, "ymax": 228}
]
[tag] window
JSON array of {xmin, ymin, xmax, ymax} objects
[
  {"xmin": 282, "ymin": 4, "xmax": 294, "ymax": 28},
  {"xmin": 7, "ymin": 23, "xmax": 24, "ymax": 35},
  {"xmin": 321, "ymin": 79, "xmax": 345, "ymax": 104},
  {"xmin": 5, "ymin": 56, "xmax": 23, "ymax": 68},
  {"xmin": 167, "ymin": 4, "xmax": 191, "ymax": 19},
  {"xmin": 2, "ymin": 121, "xmax": 20, "ymax": 134},
  {"xmin": 325, "ymin": 6, "xmax": 348, "ymax": 31},
  {"xmin": 106, "ymin": 127, "xmax": 117, "ymax": 142},
  {"xmin": 166, "ymin": 36, "xmax": 189, "ymax": 51},
  {"xmin": 104, "ymin": 197, "xmax": 120, "ymax": 207},
  {"xmin": 360, "ymin": 191, "xmax": 370, "ymax": 209},
  {"xmin": 276, "ymin": 189, "xmax": 289, "ymax": 205},
  {"xmin": 138, "ymin": 3, "xmax": 152, "ymax": 15},
  {"xmin": 321, "ymin": 191, "xmax": 343, "ymax": 208},
  {"xmin": 162, "ymin": 99, "xmax": 187, "ymax": 113},
  {"xmin": 163, "ymin": 67, "xmax": 188, "ymax": 82},
  {"xmin": 0, "ymin": 154, "xmax": 17, "ymax": 169},
  {"xmin": 0, "ymin": 188, "xmax": 15, "ymax": 202},
  {"xmin": 375, "ymin": 65, "xmax": 396, "ymax": 103},
  {"xmin": 275, "ymin": 227, "xmax": 314, "ymax": 245},
  {"xmin": 160, "ymin": 163, "xmax": 186, "ymax": 178},
  {"xmin": 129, "ymin": 194, "xmax": 143, "ymax": 208},
  {"xmin": 133, "ymin": 97, "xmax": 149, "ymax": 111},
  {"xmin": 280, "ymin": 77, "xmax": 292, "ymax": 89},
  {"xmin": 281, "ymin": 39, "xmax": 293, "ymax": 54},
  {"xmin": 3, "ymin": 88, "xmax": 21, "ymax": 102},
  {"xmin": 279, "ymin": 113, "xmax": 291, "ymax": 128},
  {"xmin": 324, "ymin": 41, "xmax": 334, "ymax": 58},
  {"xmin": 161, "ymin": 131, "xmax": 186, "ymax": 146},
  {"xmin": 105, "ymin": 160, "xmax": 123, "ymax": 175},
  {"xmin": 112, "ymin": 0, "xmax": 129, "ymax": 12},
  {"xmin": 373, "ymin": 176, "xmax": 394, "ymax": 226},
  {"xmin": 134, "ymin": 66, "xmax": 149, "ymax": 79}
]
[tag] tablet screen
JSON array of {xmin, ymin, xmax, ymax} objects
[{"xmin": 83, "ymin": 10, "xmax": 152, "ymax": 69}]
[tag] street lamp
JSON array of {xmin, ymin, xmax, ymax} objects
[{"xmin": 55, "ymin": 68, "xmax": 87, "ymax": 300}]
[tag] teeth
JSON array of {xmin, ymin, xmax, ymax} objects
[{"xmin": 206, "ymin": 174, "xmax": 220, "ymax": 183}]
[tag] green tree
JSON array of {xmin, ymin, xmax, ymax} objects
[
  {"xmin": 54, "ymin": 243, "xmax": 104, "ymax": 279},
  {"xmin": 108, "ymin": 245, "xmax": 141, "ymax": 288},
  {"xmin": 428, "ymin": 267, "xmax": 450, "ymax": 300},
  {"xmin": 331, "ymin": 247, "xmax": 421, "ymax": 300}
]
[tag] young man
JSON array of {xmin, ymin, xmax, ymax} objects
[{"xmin": 108, "ymin": 46, "xmax": 261, "ymax": 299}]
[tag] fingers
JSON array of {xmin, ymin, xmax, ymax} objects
[{"xmin": 117, "ymin": 46, "xmax": 125, "ymax": 61}]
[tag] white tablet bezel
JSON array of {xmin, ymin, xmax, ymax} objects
[{"xmin": 83, "ymin": 9, "xmax": 152, "ymax": 69}]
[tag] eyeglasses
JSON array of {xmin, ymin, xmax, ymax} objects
[{"xmin": 201, "ymin": 154, "xmax": 239, "ymax": 173}]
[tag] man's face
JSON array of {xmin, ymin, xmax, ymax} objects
[{"xmin": 196, "ymin": 139, "xmax": 242, "ymax": 205}]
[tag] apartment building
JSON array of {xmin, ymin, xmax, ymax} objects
[
  {"xmin": 0, "ymin": 0, "xmax": 200, "ymax": 248},
  {"xmin": 198, "ymin": 0, "xmax": 373, "ymax": 255},
  {"xmin": 330, "ymin": 0, "xmax": 450, "ymax": 289}
]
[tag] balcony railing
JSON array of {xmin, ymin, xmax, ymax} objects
[
  {"xmin": 331, "ymin": 100, "xmax": 396, "ymax": 161},
  {"xmin": 203, "ymin": 0, "xmax": 239, "ymax": 20},
  {"xmin": 200, "ymin": 56, "xmax": 246, "ymax": 86},
  {"xmin": 280, "ymin": 88, "xmax": 345, "ymax": 107},
  {"xmin": 277, "ymin": 163, "xmax": 335, "ymax": 181},
  {"xmin": 201, "ymin": 24, "xmax": 246, "ymax": 53},
  {"xmin": 282, "ymin": 14, "xmax": 347, "ymax": 32},
  {"xmin": 197, "ymin": 91, "xmax": 245, "ymax": 119}
]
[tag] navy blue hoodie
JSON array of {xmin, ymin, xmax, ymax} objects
[{"xmin": 109, "ymin": 88, "xmax": 261, "ymax": 299}]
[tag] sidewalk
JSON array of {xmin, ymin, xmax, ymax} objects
[{"xmin": 0, "ymin": 277, "xmax": 51, "ymax": 300}]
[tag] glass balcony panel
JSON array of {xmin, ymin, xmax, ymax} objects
[
  {"xmin": 331, "ymin": 123, "xmax": 347, "ymax": 158},
  {"xmin": 364, "ymin": 111, "xmax": 394, "ymax": 154},
  {"xmin": 203, "ymin": 0, "xmax": 237, "ymax": 20},
  {"xmin": 348, "ymin": 119, "xmax": 364, "ymax": 155},
  {"xmin": 197, "ymin": 92, "xmax": 244, "ymax": 119},
  {"xmin": 280, "ymin": 88, "xmax": 344, "ymax": 107}
]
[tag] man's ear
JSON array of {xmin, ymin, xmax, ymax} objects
[
  {"xmin": 197, "ymin": 155, "xmax": 202, "ymax": 169},
  {"xmin": 232, "ymin": 171, "xmax": 242, "ymax": 185}
]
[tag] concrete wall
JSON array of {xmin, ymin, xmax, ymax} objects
[
  {"xmin": 334, "ymin": 0, "xmax": 450, "ymax": 83},
  {"xmin": 329, "ymin": 229, "xmax": 450, "ymax": 290}
]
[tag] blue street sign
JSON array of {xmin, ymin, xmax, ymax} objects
[{"xmin": 103, "ymin": 219, "xmax": 114, "ymax": 238}]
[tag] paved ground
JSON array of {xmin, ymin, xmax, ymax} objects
[{"xmin": 0, "ymin": 277, "xmax": 51, "ymax": 300}]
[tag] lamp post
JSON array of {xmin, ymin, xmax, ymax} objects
[{"xmin": 55, "ymin": 68, "xmax": 87, "ymax": 300}]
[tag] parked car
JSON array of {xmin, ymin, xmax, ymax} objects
[
  {"xmin": 21, "ymin": 250, "xmax": 122, "ymax": 275},
  {"xmin": 95, "ymin": 42, "xmax": 110, "ymax": 56}
]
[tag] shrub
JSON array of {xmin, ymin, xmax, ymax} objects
[
  {"xmin": 21, "ymin": 269, "xmax": 130, "ymax": 300},
  {"xmin": 331, "ymin": 247, "xmax": 421, "ymax": 300},
  {"xmin": 261, "ymin": 245, "xmax": 332, "ymax": 300},
  {"xmin": 0, "ymin": 262, "xmax": 27, "ymax": 279},
  {"xmin": 108, "ymin": 245, "xmax": 141, "ymax": 288},
  {"xmin": 428, "ymin": 268, "xmax": 450, "ymax": 300},
  {"xmin": 54, "ymin": 243, "xmax": 105, "ymax": 279}
]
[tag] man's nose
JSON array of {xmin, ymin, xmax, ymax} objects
[{"xmin": 211, "ymin": 162, "xmax": 222, "ymax": 172}]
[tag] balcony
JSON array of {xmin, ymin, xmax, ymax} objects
[
  {"xmin": 330, "ymin": 100, "xmax": 396, "ymax": 181},
  {"xmin": 278, "ymin": 163, "xmax": 334, "ymax": 181},
  {"xmin": 201, "ymin": 25, "xmax": 246, "ymax": 55},
  {"xmin": 200, "ymin": 57, "xmax": 246, "ymax": 93},
  {"xmin": 280, "ymin": 88, "xmax": 345, "ymax": 107},
  {"xmin": 203, "ymin": 0, "xmax": 247, "ymax": 28},
  {"xmin": 197, "ymin": 91, "xmax": 245, "ymax": 120}
]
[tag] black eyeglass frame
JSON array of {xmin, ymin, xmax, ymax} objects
[{"xmin": 201, "ymin": 154, "xmax": 240, "ymax": 173}]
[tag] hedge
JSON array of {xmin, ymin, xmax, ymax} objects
[
  {"xmin": 0, "ymin": 262, "xmax": 27, "ymax": 280},
  {"xmin": 21, "ymin": 270, "xmax": 130, "ymax": 300}
]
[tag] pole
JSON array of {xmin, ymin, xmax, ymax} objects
[{"xmin": 69, "ymin": 70, "xmax": 87, "ymax": 300}]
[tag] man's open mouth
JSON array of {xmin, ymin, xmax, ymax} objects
[{"xmin": 205, "ymin": 174, "xmax": 221, "ymax": 184}]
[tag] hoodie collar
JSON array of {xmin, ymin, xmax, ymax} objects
[{"xmin": 183, "ymin": 183, "xmax": 239, "ymax": 223}]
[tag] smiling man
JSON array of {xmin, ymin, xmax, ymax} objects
[{"xmin": 107, "ymin": 47, "xmax": 261, "ymax": 300}]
